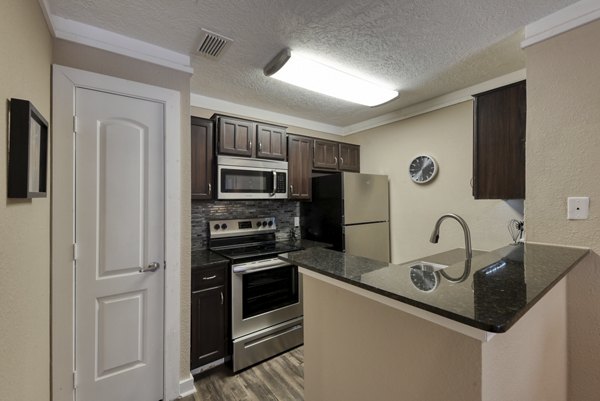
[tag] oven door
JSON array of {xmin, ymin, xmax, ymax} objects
[{"xmin": 231, "ymin": 258, "xmax": 303, "ymax": 339}]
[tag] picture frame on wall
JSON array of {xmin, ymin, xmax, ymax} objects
[{"xmin": 8, "ymin": 98, "xmax": 49, "ymax": 198}]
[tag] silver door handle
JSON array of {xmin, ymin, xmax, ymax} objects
[
  {"xmin": 259, "ymin": 142, "xmax": 262, "ymax": 152},
  {"xmin": 334, "ymin": 156, "xmax": 338, "ymax": 165},
  {"xmin": 140, "ymin": 262, "xmax": 160, "ymax": 273},
  {"xmin": 249, "ymin": 140, "xmax": 252, "ymax": 151},
  {"xmin": 220, "ymin": 291, "xmax": 224, "ymax": 305},
  {"xmin": 202, "ymin": 275, "xmax": 217, "ymax": 280},
  {"xmin": 340, "ymin": 157, "xmax": 344, "ymax": 165},
  {"xmin": 270, "ymin": 171, "xmax": 276, "ymax": 197},
  {"xmin": 208, "ymin": 183, "xmax": 212, "ymax": 195},
  {"xmin": 290, "ymin": 184, "xmax": 294, "ymax": 193}
]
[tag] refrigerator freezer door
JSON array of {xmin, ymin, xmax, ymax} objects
[
  {"xmin": 343, "ymin": 173, "xmax": 389, "ymax": 225},
  {"xmin": 344, "ymin": 222, "xmax": 390, "ymax": 263}
]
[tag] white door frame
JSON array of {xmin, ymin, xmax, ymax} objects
[{"xmin": 51, "ymin": 65, "xmax": 181, "ymax": 401}]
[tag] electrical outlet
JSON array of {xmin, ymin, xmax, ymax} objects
[
  {"xmin": 567, "ymin": 197, "xmax": 589, "ymax": 220},
  {"xmin": 294, "ymin": 216, "xmax": 300, "ymax": 227}
]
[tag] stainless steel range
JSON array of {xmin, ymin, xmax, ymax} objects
[{"xmin": 209, "ymin": 217, "xmax": 304, "ymax": 372}]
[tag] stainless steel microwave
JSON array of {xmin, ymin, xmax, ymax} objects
[{"xmin": 217, "ymin": 156, "xmax": 288, "ymax": 199}]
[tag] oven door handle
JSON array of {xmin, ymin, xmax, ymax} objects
[{"xmin": 233, "ymin": 259, "xmax": 291, "ymax": 274}]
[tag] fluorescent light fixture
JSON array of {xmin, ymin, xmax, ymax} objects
[{"xmin": 264, "ymin": 48, "xmax": 398, "ymax": 107}]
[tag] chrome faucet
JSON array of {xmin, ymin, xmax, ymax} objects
[{"xmin": 430, "ymin": 213, "xmax": 472, "ymax": 260}]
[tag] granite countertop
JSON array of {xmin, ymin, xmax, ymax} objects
[
  {"xmin": 191, "ymin": 249, "xmax": 229, "ymax": 269},
  {"xmin": 191, "ymin": 238, "xmax": 331, "ymax": 269},
  {"xmin": 279, "ymin": 243, "xmax": 589, "ymax": 333}
]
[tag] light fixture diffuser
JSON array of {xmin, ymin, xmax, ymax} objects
[{"xmin": 264, "ymin": 49, "xmax": 398, "ymax": 107}]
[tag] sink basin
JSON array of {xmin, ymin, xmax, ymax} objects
[{"xmin": 408, "ymin": 261, "xmax": 448, "ymax": 272}]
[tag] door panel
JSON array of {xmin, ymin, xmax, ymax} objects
[
  {"xmin": 75, "ymin": 88, "xmax": 164, "ymax": 401},
  {"xmin": 345, "ymin": 222, "xmax": 390, "ymax": 263},
  {"xmin": 98, "ymin": 120, "xmax": 147, "ymax": 276},
  {"xmin": 96, "ymin": 291, "xmax": 145, "ymax": 377}
]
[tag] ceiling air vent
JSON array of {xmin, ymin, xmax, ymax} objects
[{"xmin": 197, "ymin": 29, "xmax": 232, "ymax": 59}]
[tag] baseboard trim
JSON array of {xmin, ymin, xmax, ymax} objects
[{"xmin": 179, "ymin": 373, "xmax": 196, "ymax": 398}]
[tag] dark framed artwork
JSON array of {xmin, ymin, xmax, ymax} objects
[{"xmin": 7, "ymin": 98, "xmax": 49, "ymax": 198}]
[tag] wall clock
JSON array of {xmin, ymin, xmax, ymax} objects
[{"xmin": 409, "ymin": 155, "xmax": 438, "ymax": 184}]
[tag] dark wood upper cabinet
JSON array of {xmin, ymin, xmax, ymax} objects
[
  {"xmin": 288, "ymin": 134, "xmax": 313, "ymax": 200},
  {"xmin": 191, "ymin": 117, "xmax": 214, "ymax": 200},
  {"xmin": 216, "ymin": 116, "xmax": 255, "ymax": 157},
  {"xmin": 473, "ymin": 80, "xmax": 526, "ymax": 199},
  {"xmin": 191, "ymin": 263, "xmax": 229, "ymax": 370},
  {"xmin": 256, "ymin": 123, "xmax": 287, "ymax": 160},
  {"xmin": 338, "ymin": 143, "xmax": 360, "ymax": 172},
  {"xmin": 313, "ymin": 139, "xmax": 339, "ymax": 170}
]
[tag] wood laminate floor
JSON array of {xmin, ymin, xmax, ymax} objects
[{"xmin": 192, "ymin": 346, "xmax": 304, "ymax": 401}]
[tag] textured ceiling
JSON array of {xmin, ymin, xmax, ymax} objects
[{"xmin": 47, "ymin": 0, "xmax": 578, "ymax": 127}]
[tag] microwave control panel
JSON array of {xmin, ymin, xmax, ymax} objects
[{"xmin": 276, "ymin": 172, "xmax": 287, "ymax": 193}]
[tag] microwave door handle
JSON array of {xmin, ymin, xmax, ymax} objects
[{"xmin": 270, "ymin": 170, "xmax": 276, "ymax": 197}]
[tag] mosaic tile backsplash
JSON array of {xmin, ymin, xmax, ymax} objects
[{"xmin": 191, "ymin": 200, "xmax": 300, "ymax": 251}]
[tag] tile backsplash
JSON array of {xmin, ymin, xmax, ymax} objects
[{"xmin": 192, "ymin": 200, "xmax": 300, "ymax": 250}]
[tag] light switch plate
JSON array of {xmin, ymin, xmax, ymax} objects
[{"xmin": 567, "ymin": 197, "xmax": 589, "ymax": 220}]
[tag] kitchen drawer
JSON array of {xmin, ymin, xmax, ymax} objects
[{"xmin": 192, "ymin": 264, "xmax": 227, "ymax": 292}]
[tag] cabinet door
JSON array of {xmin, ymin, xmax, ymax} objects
[
  {"xmin": 313, "ymin": 139, "xmax": 339, "ymax": 170},
  {"xmin": 473, "ymin": 81, "xmax": 526, "ymax": 199},
  {"xmin": 217, "ymin": 116, "xmax": 255, "ymax": 157},
  {"xmin": 191, "ymin": 286, "xmax": 225, "ymax": 369},
  {"xmin": 288, "ymin": 135, "xmax": 313, "ymax": 200},
  {"xmin": 257, "ymin": 123, "xmax": 287, "ymax": 160},
  {"xmin": 191, "ymin": 117, "xmax": 214, "ymax": 200},
  {"xmin": 339, "ymin": 143, "xmax": 360, "ymax": 172}
]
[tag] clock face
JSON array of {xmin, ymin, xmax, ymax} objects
[
  {"xmin": 409, "ymin": 155, "xmax": 437, "ymax": 184},
  {"xmin": 409, "ymin": 266, "xmax": 440, "ymax": 292}
]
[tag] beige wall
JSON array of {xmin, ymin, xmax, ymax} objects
[
  {"xmin": 191, "ymin": 106, "xmax": 345, "ymax": 142},
  {"xmin": 347, "ymin": 101, "xmax": 523, "ymax": 264},
  {"xmin": 53, "ymin": 39, "xmax": 194, "ymax": 380},
  {"xmin": 524, "ymin": 19, "xmax": 600, "ymax": 400},
  {"xmin": 0, "ymin": 1, "xmax": 52, "ymax": 400}
]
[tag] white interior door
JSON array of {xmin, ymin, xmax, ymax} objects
[{"xmin": 75, "ymin": 88, "xmax": 165, "ymax": 401}]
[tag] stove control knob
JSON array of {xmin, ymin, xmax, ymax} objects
[
  {"xmin": 256, "ymin": 221, "xmax": 262, "ymax": 228},
  {"xmin": 263, "ymin": 221, "xmax": 268, "ymax": 227},
  {"xmin": 221, "ymin": 224, "xmax": 227, "ymax": 230},
  {"xmin": 267, "ymin": 220, "xmax": 273, "ymax": 227},
  {"xmin": 213, "ymin": 224, "xmax": 220, "ymax": 230}
]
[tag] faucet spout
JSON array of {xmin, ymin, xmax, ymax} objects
[{"xmin": 429, "ymin": 213, "xmax": 472, "ymax": 260}]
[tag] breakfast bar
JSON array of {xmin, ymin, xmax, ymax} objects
[{"xmin": 279, "ymin": 243, "xmax": 589, "ymax": 401}]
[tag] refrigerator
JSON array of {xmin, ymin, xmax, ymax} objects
[{"xmin": 301, "ymin": 172, "xmax": 390, "ymax": 263}]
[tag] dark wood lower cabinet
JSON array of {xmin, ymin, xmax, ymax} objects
[{"xmin": 191, "ymin": 263, "xmax": 229, "ymax": 370}]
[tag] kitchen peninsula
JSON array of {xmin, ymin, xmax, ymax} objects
[{"xmin": 280, "ymin": 244, "xmax": 588, "ymax": 401}]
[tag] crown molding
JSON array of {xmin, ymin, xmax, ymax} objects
[
  {"xmin": 192, "ymin": 69, "xmax": 525, "ymax": 136},
  {"xmin": 522, "ymin": 0, "xmax": 600, "ymax": 48},
  {"xmin": 37, "ymin": 0, "xmax": 193, "ymax": 74},
  {"xmin": 190, "ymin": 93, "xmax": 345, "ymax": 135},
  {"xmin": 342, "ymin": 69, "xmax": 526, "ymax": 135}
]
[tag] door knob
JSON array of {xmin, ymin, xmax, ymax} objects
[{"xmin": 139, "ymin": 262, "xmax": 160, "ymax": 273}]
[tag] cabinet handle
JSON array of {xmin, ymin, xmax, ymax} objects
[
  {"xmin": 202, "ymin": 275, "xmax": 217, "ymax": 280},
  {"xmin": 259, "ymin": 142, "xmax": 262, "ymax": 152},
  {"xmin": 290, "ymin": 184, "xmax": 294, "ymax": 193},
  {"xmin": 249, "ymin": 140, "xmax": 252, "ymax": 151},
  {"xmin": 334, "ymin": 156, "xmax": 338, "ymax": 165},
  {"xmin": 208, "ymin": 183, "xmax": 212, "ymax": 195},
  {"xmin": 340, "ymin": 157, "xmax": 344, "ymax": 165},
  {"xmin": 220, "ymin": 291, "xmax": 224, "ymax": 305}
]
